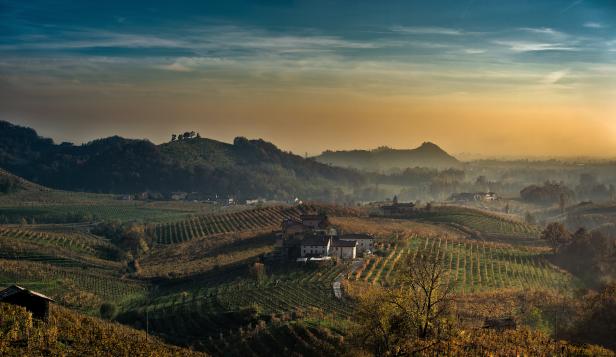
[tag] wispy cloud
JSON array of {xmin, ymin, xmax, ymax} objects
[
  {"xmin": 493, "ymin": 40, "xmax": 576, "ymax": 52},
  {"xmin": 158, "ymin": 61, "xmax": 193, "ymax": 72},
  {"xmin": 0, "ymin": 25, "xmax": 383, "ymax": 56},
  {"xmin": 0, "ymin": 31, "xmax": 186, "ymax": 50},
  {"xmin": 390, "ymin": 26, "xmax": 465, "ymax": 36},
  {"xmin": 541, "ymin": 69, "xmax": 570, "ymax": 85},
  {"xmin": 519, "ymin": 27, "xmax": 567, "ymax": 38},
  {"xmin": 584, "ymin": 22, "xmax": 604, "ymax": 29},
  {"xmin": 464, "ymin": 49, "xmax": 485, "ymax": 54},
  {"xmin": 561, "ymin": 0, "xmax": 584, "ymax": 13}
]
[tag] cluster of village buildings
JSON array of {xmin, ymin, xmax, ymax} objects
[{"xmin": 276, "ymin": 213, "xmax": 374, "ymax": 260}]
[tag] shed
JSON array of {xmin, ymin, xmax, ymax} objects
[
  {"xmin": 340, "ymin": 233, "xmax": 375, "ymax": 253},
  {"xmin": 331, "ymin": 239, "xmax": 357, "ymax": 259},
  {"xmin": 0, "ymin": 285, "xmax": 54, "ymax": 320}
]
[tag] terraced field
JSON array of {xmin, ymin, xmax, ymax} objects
[
  {"xmin": 0, "ymin": 226, "xmax": 116, "ymax": 256},
  {"xmin": 0, "ymin": 203, "xmax": 199, "ymax": 224},
  {"xmin": 153, "ymin": 206, "xmax": 302, "ymax": 244},
  {"xmin": 0, "ymin": 259, "xmax": 147, "ymax": 312},
  {"xmin": 0, "ymin": 229, "xmax": 121, "ymax": 269},
  {"xmin": 352, "ymin": 235, "xmax": 574, "ymax": 294},
  {"xmin": 122, "ymin": 262, "xmax": 350, "ymax": 348},
  {"xmin": 419, "ymin": 206, "xmax": 542, "ymax": 239},
  {"xmin": 0, "ymin": 225, "xmax": 146, "ymax": 312},
  {"xmin": 198, "ymin": 320, "xmax": 345, "ymax": 356}
]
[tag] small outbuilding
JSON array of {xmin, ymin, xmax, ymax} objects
[
  {"xmin": 331, "ymin": 239, "xmax": 357, "ymax": 259},
  {"xmin": 0, "ymin": 285, "xmax": 54, "ymax": 320},
  {"xmin": 340, "ymin": 233, "xmax": 375, "ymax": 253}
]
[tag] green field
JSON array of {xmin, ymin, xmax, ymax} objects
[
  {"xmin": 352, "ymin": 235, "xmax": 575, "ymax": 294},
  {"xmin": 414, "ymin": 206, "xmax": 542, "ymax": 239},
  {"xmin": 153, "ymin": 206, "xmax": 301, "ymax": 244},
  {"xmin": 115, "ymin": 262, "xmax": 351, "ymax": 352},
  {"xmin": 195, "ymin": 319, "xmax": 345, "ymax": 356},
  {"xmin": 0, "ymin": 224, "xmax": 148, "ymax": 314}
]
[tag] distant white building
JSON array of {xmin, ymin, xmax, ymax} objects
[
  {"xmin": 450, "ymin": 192, "xmax": 498, "ymax": 202},
  {"xmin": 331, "ymin": 239, "xmax": 357, "ymax": 259},
  {"xmin": 171, "ymin": 192, "xmax": 188, "ymax": 201},
  {"xmin": 340, "ymin": 233, "xmax": 374, "ymax": 254},
  {"xmin": 300, "ymin": 235, "xmax": 331, "ymax": 257}
]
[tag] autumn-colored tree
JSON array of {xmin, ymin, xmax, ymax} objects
[
  {"xmin": 351, "ymin": 252, "xmax": 454, "ymax": 356},
  {"xmin": 541, "ymin": 222, "xmax": 571, "ymax": 251}
]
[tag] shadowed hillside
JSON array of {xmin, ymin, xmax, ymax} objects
[{"xmin": 0, "ymin": 121, "xmax": 363, "ymax": 200}]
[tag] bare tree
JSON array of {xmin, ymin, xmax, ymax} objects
[
  {"xmin": 352, "ymin": 250, "xmax": 454, "ymax": 356},
  {"xmin": 397, "ymin": 252, "xmax": 454, "ymax": 339}
]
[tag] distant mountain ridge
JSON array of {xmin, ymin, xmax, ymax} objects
[
  {"xmin": 314, "ymin": 142, "xmax": 460, "ymax": 171},
  {"xmin": 0, "ymin": 120, "xmax": 363, "ymax": 200}
]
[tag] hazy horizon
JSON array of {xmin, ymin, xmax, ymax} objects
[{"xmin": 2, "ymin": 0, "xmax": 615, "ymax": 157}]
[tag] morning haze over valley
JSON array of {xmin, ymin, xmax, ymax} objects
[{"xmin": 0, "ymin": 1, "xmax": 615, "ymax": 356}]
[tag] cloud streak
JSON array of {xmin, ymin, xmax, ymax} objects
[
  {"xmin": 493, "ymin": 40, "xmax": 576, "ymax": 52},
  {"xmin": 390, "ymin": 26, "xmax": 465, "ymax": 36},
  {"xmin": 541, "ymin": 69, "xmax": 570, "ymax": 85}
]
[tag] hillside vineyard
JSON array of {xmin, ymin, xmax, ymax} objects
[{"xmin": 2, "ymin": 1, "xmax": 616, "ymax": 354}]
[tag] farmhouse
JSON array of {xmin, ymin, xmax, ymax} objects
[
  {"xmin": 450, "ymin": 192, "xmax": 498, "ymax": 202},
  {"xmin": 300, "ymin": 235, "xmax": 331, "ymax": 257},
  {"xmin": 381, "ymin": 202, "xmax": 416, "ymax": 216},
  {"xmin": 280, "ymin": 214, "xmax": 367, "ymax": 260},
  {"xmin": 330, "ymin": 239, "xmax": 357, "ymax": 259},
  {"xmin": 340, "ymin": 233, "xmax": 374, "ymax": 253},
  {"xmin": 0, "ymin": 285, "xmax": 54, "ymax": 320}
]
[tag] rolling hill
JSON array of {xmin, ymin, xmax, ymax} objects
[
  {"xmin": 315, "ymin": 142, "xmax": 460, "ymax": 171},
  {"xmin": 0, "ymin": 120, "xmax": 364, "ymax": 200},
  {"xmin": 0, "ymin": 167, "xmax": 49, "ymax": 193}
]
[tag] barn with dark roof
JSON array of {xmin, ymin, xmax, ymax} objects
[{"xmin": 0, "ymin": 285, "xmax": 54, "ymax": 320}]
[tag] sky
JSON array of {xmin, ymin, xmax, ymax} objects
[{"xmin": 1, "ymin": 0, "xmax": 615, "ymax": 157}]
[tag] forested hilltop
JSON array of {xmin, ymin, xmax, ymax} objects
[{"xmin": 0, "ymin": 121, "xmax": 363, "ymax": 200}]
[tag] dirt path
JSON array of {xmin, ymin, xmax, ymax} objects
[{"xmin": 333, "ymin": 259, "xmax": 363, "ymax": 299}]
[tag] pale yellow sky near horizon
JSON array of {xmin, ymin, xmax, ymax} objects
[{"xmin": 6, "ymin": 85, "xmax": 616, "ymax": 158}]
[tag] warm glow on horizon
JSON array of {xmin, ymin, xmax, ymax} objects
[{"xmin": 1, "ymin": 0, "xmax": 615, "ymax": 158}]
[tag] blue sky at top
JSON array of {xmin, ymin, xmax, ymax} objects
[{"xmin": 0, "ymin": 0, "xmax": 615, "ymax": 156}]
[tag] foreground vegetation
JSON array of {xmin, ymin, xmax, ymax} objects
[
  {"xmin": 0, "ymin": 183, "xmax": 614, "ymax": 355},
  {"xmin": 0, "ymin": 303, "xmax": 204, "ymax": 356}
]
